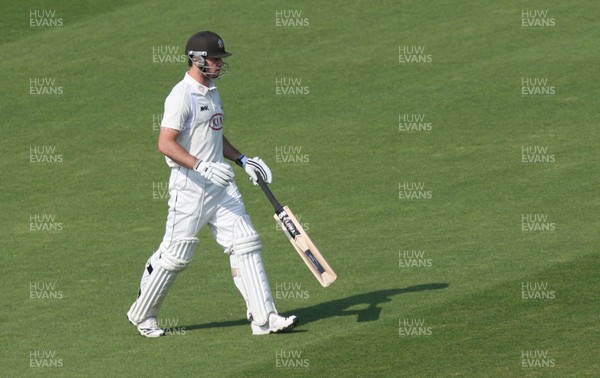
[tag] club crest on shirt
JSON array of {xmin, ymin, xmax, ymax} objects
[
  {"xmin": 197, "ymin": 85, "xmax": 208, "ymax": 96},
  {"xmin": 209, "ymin": 113, "xmax": 223, "ymax": 130}
]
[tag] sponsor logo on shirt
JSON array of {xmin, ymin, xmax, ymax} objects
[{"xmin": 209, "ymin": 113, "xmax": 223, "ymax": 130}]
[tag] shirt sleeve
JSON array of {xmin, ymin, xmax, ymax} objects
[{"xmin": 160, "ymin": 84, "xmax": 191, "ymax": 131}]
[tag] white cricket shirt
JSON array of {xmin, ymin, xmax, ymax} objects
[{"xmin": 160, "ymin": 72, "xmax": 225, "ymax": 167}]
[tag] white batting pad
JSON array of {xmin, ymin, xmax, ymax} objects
[
  {"xmin": 231, "ymin": 215, "xmax": 276, "ymax": 326},
  {"xmin": 127, "ymin": 238, "xmax": 198, "ymax": 324},
  {"xmin": 156, "ymin": 238, "xmax": 199, "ymax": 272},
  {"xmin": 230, "ymin": 255, "xmax": 252, "ymax": 321}
]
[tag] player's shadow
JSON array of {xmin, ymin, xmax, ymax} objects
[
  {"xmin": 180, "ymin": 282, "xmax": 448, "ymax": 332},
  {"xmin": 292, "ymin": 282, "xmax": 448, "ymax": 324}
]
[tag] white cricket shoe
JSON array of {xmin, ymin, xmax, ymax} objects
[
  {"xmin": 251, "ymin": 313, "xmax": 298, "ymax": 335},
  {"xmin": 129, "ymin": 316, "xmax": 165, "ymax": 338}
]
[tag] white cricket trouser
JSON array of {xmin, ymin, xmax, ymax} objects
[{"xmin": 161, "ymin": 166, "xmax": 246, "ymax": 249}]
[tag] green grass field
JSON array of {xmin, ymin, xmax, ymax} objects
[{"xmin": 1, "ymin": 0, "xmax": 598, "ymax": 376}]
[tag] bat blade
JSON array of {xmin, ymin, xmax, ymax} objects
[{"xmin": 274, "ymin": 206, "xmax": 337, "ymax": 287}]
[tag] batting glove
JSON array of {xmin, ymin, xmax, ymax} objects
[
  {"xmin": 236, "ymin": 155, "xmax": 272, "ymax": 185},
  {"xmin": 193, "ymin": 160, "xmax": 234, "ymax": 188}
]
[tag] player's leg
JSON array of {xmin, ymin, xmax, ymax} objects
[
  {"xmin": 127, "ymin": 168, "xmax": 217, "ymax": 337},
  {"xmin": 127, "ymin": 238, "xmax": 198, "ymax": 336},
  {"xmin": 210, "ymin": 182, "xmax": 298, "ymax": 334}
]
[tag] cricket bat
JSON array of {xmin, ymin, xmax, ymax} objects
[{"xmin": 255, "ymin": 174, "xmax": 337, "ymax": 287}]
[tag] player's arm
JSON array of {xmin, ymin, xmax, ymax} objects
[
  {"xmin": 158, "ymin": 89, "xmax": 202, "ymax": 169},
  {"xmin": 158, "ymin": 128, "xmax": 233, "ymax": 187},
  {"xmin": 223, "ymin": 135, "xmax": 243, "ymax": 162},
  {"xmin": 222, "ymin": 135, "xmax": 272, "ymax": 184},
  {"xmin": 158, "ymin": 127, "xmax": 198, "ymax": 169}
]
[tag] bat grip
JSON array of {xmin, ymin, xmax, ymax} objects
[{"xmin": 256, "ymin": 171, "xmax": 283, "ymax": 212}]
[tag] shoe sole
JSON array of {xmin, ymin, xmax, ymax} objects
[
  {"xmin": 271, "ymin": 316, "xmax": 299, "ymax": 334},
  {"xmin": 138, "ymin": 328, "xmax": 165, "ymax": 338},
  {"xmin": 127, "ymin": 315, "xmax": 165, "ymax": 338}
]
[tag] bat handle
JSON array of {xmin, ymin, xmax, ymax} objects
[{"xmin": 256, "ymin": 171, "xmax": 284, "ymax": 212}]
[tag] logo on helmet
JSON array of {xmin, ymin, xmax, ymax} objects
[{"xmin": 218, "ymin": 39, "xmax": 224, "ymax": 49}]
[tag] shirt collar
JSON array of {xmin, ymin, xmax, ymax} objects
[{"xmin": 184, "ymin": 72, "xmax": 217, "ymax": 95}]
